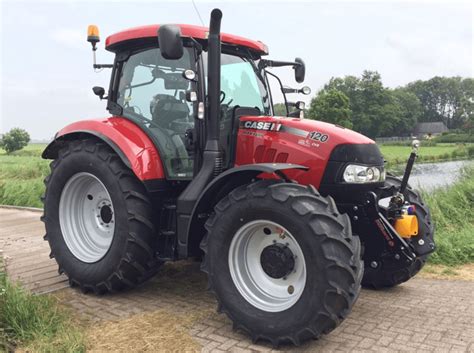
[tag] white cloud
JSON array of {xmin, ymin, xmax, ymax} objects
[{"xmin": 50, "ymin": 28, "xmax": 84, "ymax": 50}]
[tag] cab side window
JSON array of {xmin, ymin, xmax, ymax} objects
[{"xmin": 117, "ymin": 48, "xmax": 195, "ymax": 179}]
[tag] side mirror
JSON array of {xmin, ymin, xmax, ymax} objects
[
  {"xmin": 158, "ymin": 25, "xmax": 184, "ymax": 60},
  {"xmin": 92, "ymin": 86, "xmax": 106, "ymax": 100},
  {"xmin": 294, "ymin": 57, "xmax": 305, "ymax": 83}
]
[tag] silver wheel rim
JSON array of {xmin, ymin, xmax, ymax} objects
[
  {"xmin": 59, "ymin": 172, "xmax": 115, "ymax": 263},
  {"xmin": 228, "ymin": 220, "xmax": 306, "ymax": 312}
]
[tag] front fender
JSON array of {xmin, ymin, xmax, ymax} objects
[
  {"xmin": 182, "ymin": 163, "xmax": 308, "ymax": 257},
  {"xmin": 42, "ymin": 117, "xmax": 165, "ymax": 181}
]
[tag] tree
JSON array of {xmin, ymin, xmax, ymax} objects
[
  {"xmin": 321, "ymin": 71, "xmax": 402, "ymax": 137},
  {"xmin": 390, "ymin": 88, "xmax": 422, "ymax": 136},
  {"xmin": 407, "ymin": 77, "xmax": 474, "ymax": 129},
  {"xmin": 273, "ymin": 103, "xmax": 287, "ymax": 116},
  {"xmin": 307, "ymin": 89, "xmax": 352, "ymax": 128},
  {"xmin": 0, "ymin": 128, "xmax": 30, "ymax": 154}
]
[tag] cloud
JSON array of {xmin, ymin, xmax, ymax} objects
[
  {"xmin": 50, "ymin": 28, "xmax": 84, "ymax": 50},
  {"xmin": 385, "ymin": 32, "xmax": 472, "ymax": 77}
]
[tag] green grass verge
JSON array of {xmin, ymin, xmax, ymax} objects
[
  {"xmin": 0, "ymin": 260, "xmax": 85, "ymax": 352},
  {"xmin": 379, "ymin": 143, "xmax": 473, "ymax": 167},
  {"xmin": 423, "ymin": 170, "xmax": 474, "ymax": 266},
  {"xmin": 0, "ymin": 144, "xmax": 49, "ymax": 208}
]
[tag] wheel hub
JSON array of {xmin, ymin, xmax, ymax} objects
[
  {"xmin": 228, "ymin": 220, "xmax": 306, "ymax": 312},
  {"xmin": 59, "ymin": 172, "xmax": 115, "ymax": 263},
  {"xmin": 260, "ymin": 243, "xmax": 295, "ymax": 279}
]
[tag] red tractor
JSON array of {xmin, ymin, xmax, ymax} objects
[{"xmin": 42, "ymin": 9, "xmax": 435, "ymax": 346}]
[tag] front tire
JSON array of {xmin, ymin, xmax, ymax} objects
[
  {"xmin": 42, "ymin": 139, "xmax": 160, "ymax": 293},
  {"xmin": 200, "ymin": 180, "xmax": 362, "ymax": 346}
]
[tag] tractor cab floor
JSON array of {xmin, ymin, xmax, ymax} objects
[{"xmin": 1, "ymin": 207, "xmax": 473, "ymax": 352}]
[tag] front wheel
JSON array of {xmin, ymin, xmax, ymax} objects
[{"xmin": 200, "ymin": 181, "xmax": 362, "ymax": 346}]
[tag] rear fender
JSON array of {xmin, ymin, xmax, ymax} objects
[
  {"xmin": 42, "ymin": 117, "xmax": 165, "ymax": 181},
  {"xmin": 181, "ymin": 163, "xmax": 309, "ymax": 257}
]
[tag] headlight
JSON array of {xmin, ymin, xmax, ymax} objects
[{"xmin": 343, "ymin": 164, "xmax": 385, "ymax": 183}]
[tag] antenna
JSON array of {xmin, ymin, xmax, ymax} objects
[{"xmin": 192, "ymin": 0, "xmax": 205, "ymax": 26}]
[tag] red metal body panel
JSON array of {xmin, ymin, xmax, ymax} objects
[
  {"xmin": 105, "ymin": 24, "xmax": 268, "ymax": 55},
  {"xmin": 235, "ymin": 116, "xmax": 375, "ymax": 187},
  {"xmin": 56, "ymin": 117, "xmax": 165, "ymax": 180}
]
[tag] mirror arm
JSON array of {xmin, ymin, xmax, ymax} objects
[
  {"xmin": 93, "ymin": 64, "xmax": 114, "ymax": 69},
  {"xmin": 265, "ymin": 70, "xmax": 289, "ymax": 117},
  {"xmin": 260, "ymin": 59, "xmax": 300, "ymax": 69},
  {"xmin": 282, "ymin": 87, "xmax": 299, "ymax": 94}
]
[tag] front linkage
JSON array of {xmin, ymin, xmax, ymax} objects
[{"xmin": 347, "ymin": 141, "xmax": 435, "ymax": 286}]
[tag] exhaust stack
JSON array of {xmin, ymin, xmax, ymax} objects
[{"xmin": 177, "ymin": 9, "xmax": 223, "ymax": 248}]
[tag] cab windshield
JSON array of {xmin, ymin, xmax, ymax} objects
[{"xmin": 218, "ymin": 53, "xmax": 271, "ymax": 115}]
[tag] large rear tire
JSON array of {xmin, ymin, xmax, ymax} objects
[
  {"xmin": 42, "ymin": 139, "xmax": 160, "ymax": 294},
  {"xmin": 200, "ymin": 180, "xmax": 362, "ymax": 346},
  {"xmin": 362, "ymin": 175, "xmax": 434, "ymax": 289}
]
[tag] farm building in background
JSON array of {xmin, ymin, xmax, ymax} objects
[{"xmin": 413, "ymin": 122, "xmax": 448, "ymax": 137}]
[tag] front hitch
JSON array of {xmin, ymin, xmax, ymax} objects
[{"xmin": 365, "ymin": 191, "xmax": 416, "ymax": 264}]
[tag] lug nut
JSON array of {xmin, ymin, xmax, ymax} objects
[
  {"xmin": 395, "ymin": 254, "xmax": 400, "ymax": 260},
  {"xmin": 353, "ymin": 206, "xmax": 358, "ymax": 211},
  {"xmin": 370, "ymin": 261, "xmax": 378, "ymax": 268},
  {"xmin": 288, "ymin": 285, "xmax": 294, "ymax": 294},
  {"xmin": 353, "ymin": 216, "xmax": 359, "ymax": 221},
  {"xmin": 418, "ymin": 239, "xmax": 425, "ymax": 245}
]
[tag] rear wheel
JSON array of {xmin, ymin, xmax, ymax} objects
[
  {"xmin": 362, "ymin": 175, "xmax": 434, "ymax": 289},
  {"xmin": 42, "ymin": 139, "xmax": 160, "ymax": 293},
  {"xmin": 201, "ymin": 180, "xmax": 362, "ymax": 346}
]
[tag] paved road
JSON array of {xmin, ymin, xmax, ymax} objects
[{"xmin": 1, "ymin": 207, "xmax": 473, "ymax": 352}]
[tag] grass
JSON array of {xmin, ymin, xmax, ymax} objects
[
  {"xmin": 379, "ymin": 142, "xmax": 473, "ymax": 167},
  {"xmin": 0, "ymin": 144, "xmax": 49, "ymax": 208},
  {"xmin": 421, "ymin": 263, "xmax": 474, "ymax": 280},
  {"xmin": 422, "ymin": 170, "xmax": 474, "ymax": 266},
  {"xmin": 0, "ymin": 260, "xmax": 85, "ymax": 352}
]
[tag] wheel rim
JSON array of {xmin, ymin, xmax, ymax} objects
[
  {"xmin": 59, "ymin": 172, "xmax": 115, "ymax": 263},
  {"xmin": 228, "ymin": 220, "xmax": 306, "ymax": 312}
]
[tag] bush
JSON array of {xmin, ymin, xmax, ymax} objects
[
  {"xmin": 423, "ymin": 170, "xmax": 474, "ymax": 265},
  {"xmin": 0, "ymin": 128, "xmax": 30, "ymax": 154},
  {"xmin": 434, "ymin": 133, "xmax": 474, "ymax": 143},
  {"xmin": 468, "ymin": 146, "xmax": 474, "ymax": 158}
]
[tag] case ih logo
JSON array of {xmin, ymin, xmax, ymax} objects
[{"xmin": 243, "ymin": 121, "xmax": 282, "ymax": 131}]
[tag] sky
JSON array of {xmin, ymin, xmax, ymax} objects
[{"xmin": 0, "ymin": 0, "xmax": 472, "ymax": 140}]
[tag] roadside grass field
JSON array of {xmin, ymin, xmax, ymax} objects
[
  {"xmin": 379, "ymin": 143, "xmax": 472, "ymax": 166},
  {"xmin": 0, "ymin": 259, "xmax": 85, "ymax": 352},
  {"xmin": 0, "ymin": 144, "xmax": 49, "ymax": 208},
  {"xmin": 422, "ymin": 171, "xmax": 474, "ymax": 266}
]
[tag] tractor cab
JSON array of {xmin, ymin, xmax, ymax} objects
[{"xmin": 92, "ymin": 24, "xmax": 307, "ymax": 180}]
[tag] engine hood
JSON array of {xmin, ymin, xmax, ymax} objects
[
  {"xmin": 240, "ymin": 116, "xmax": 374, "ymax": 145},
  {"xmin": 235, "ymin": 116, "xmax": 379, "ymax": 187}
]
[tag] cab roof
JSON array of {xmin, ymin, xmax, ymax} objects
[{"xmin": 105, "ymin": 24, "xmax": 269, "ymax": 55}]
